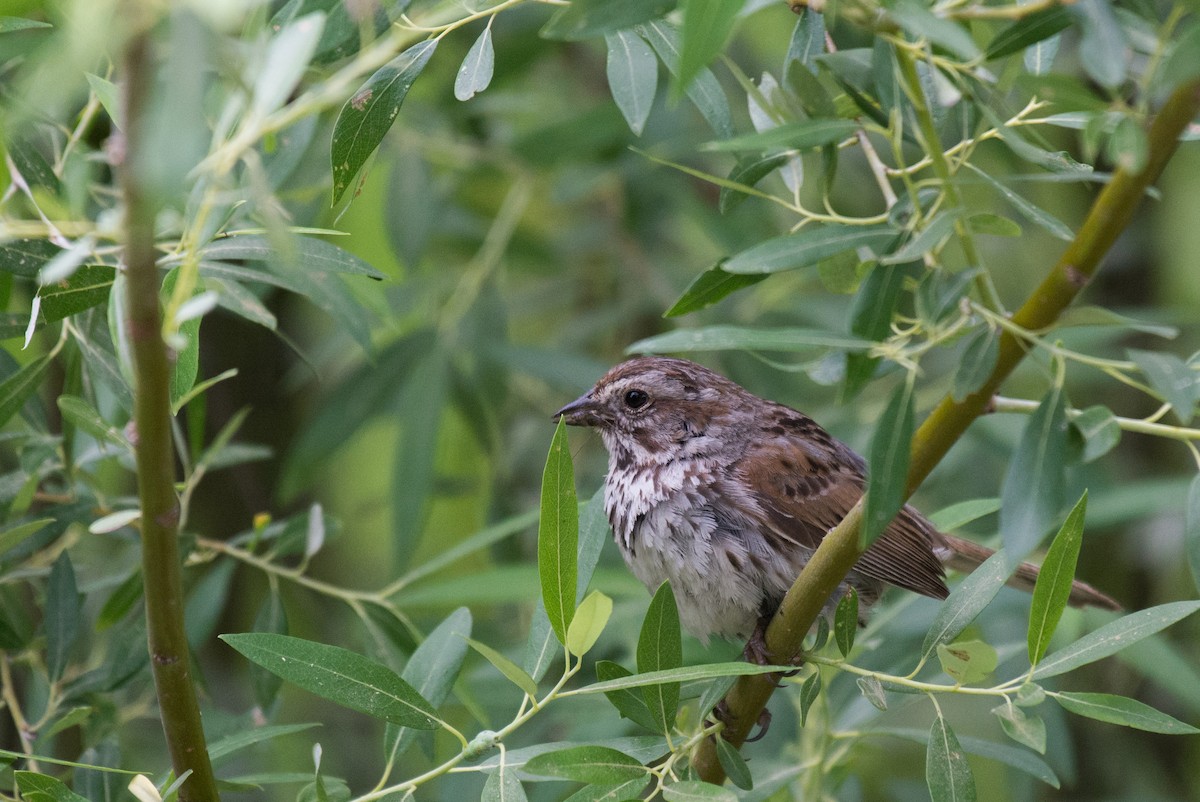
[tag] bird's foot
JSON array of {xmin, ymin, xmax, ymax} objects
[{"xmin": 710, "ymin": 700, "xmax": 773, "ymax": 743}]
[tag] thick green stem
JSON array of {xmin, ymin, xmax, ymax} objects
[
  {"xmin": 121, "ymin": 27, "xmax": 220, "ymax": 802},
  {"xmin": 693, "ymin": 77, "xmax": 1200, "ymax": 783}
]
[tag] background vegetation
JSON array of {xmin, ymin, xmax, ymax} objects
[{"xmin": 0, "ymin": 0, "xmax": 1198, "ymax": 800}]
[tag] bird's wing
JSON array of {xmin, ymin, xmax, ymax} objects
[{"xmin": 736, "ymin": 426, "xmax": 949, "ymax": 600}]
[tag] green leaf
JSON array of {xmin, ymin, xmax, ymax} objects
[
  {"xmin": 862, "ymin": 378, "xmax": 915, "ymax": 546},
  {"xmin": 704, "ymin": 118, "xmax": 858, "ymax": 152},
  {"xmin": 595, "ymin": 660, "xmax": 660, "ymax": 732},
  {"xmin": 999, "ymin": 384, "xmax": 1069, "ymax": 567},
  {"xmin": 330, "ymin": 39, "xmax": 437, "ymax": 205},
  {"xmin": 605, "ymin": 30, "xmax": 658, "ymax": 136},
  {"xmin": 391, "ymin": 350, "xmax": 448, "ymax": 569},
  {"xmin": 1072, "ymin": 405, "xmax": 1121, "ymax": 462},
  {"xmin": 844, "ymin": 262, "xmax": 908, "ymax": 398},
  {"xmin": 663, "ymin": 780, "xmax": 738, "ymax": 802},
  {"xmin": 965, "ymin": 165, "xmax": 1074, "ymax": 241},
  {"xmin": 834, "ymin": 588, "xmax": 858, "ymax": 656},
  {"xmin": 523, "ymin": 746, "xmax": 647, "ymax": 785},
  {"xmin": 992, "ymin": 703, "xmax": 1046, "ymax": 753},
  {"xmin": 985, "ymin": 6, "xmax": 1072, "ymax": 60},
  {"xmin": 385, "ymin": 607, "xmax": 472, "ymax": 762},
  {"xmin": 57, "ymin": 395, "xmax": 129, "ymax": 452},
  {"xmin": 665, "ymin": 263, "xmax": 766, "ymax": 317},
  {"xmin": 44, "ymin": 552, "xmax": 81, "ymax": 682},
  {"xmin": 0, "ymin": 518, "xmax": 54, "ymax": 556},
  {"xmin": 936, "ymin": 640, "xmax": 998, "ymax": 685},
  {"xmin": 677, "ymin": 0, "xmax": 740, "ymax": 97},
  {"xmin": 15, "ymin": 771, "xmax": 89, "ymax": 802},
  {"xmin": 637, "ymin": 20, "xmax": 732, "ymax": 138},
  {"xmin": 1073, "ymin": 0, "xmax": 1127, "ymax": 89},
  {"xmin": 219, "ymin": 633, "xmax": 437, "ymax": 728},
  {"xmin": 966, "ymin": 213, "xmax": 1022, "ymax": 237},
  {"xmin": 1028, "ymin": 492, "xmax": 1087, "ymax": 665},
  {"xmin": 875, "ymin": 727, "xmax": 1058, "ymax": 787},
  {"xmin": 466, "ymin": 637, "xmax": 538, "ymax": 698},
  {"xmin": 542, "ymin": 0, "xmax": 675, "ymax": 40},
  {"xmin": 922, "ymin": 550, "xmax": 1009, "ymax": 659},
  {"xmin": 38, "ymin": 265, "xmax": 115, "ymax": 322},
  {"xmin": 926, "ymin": 715, "xmax": 977, "ymax": 802},
  {"xmin": 482, "ymin": 764, "xmax": 528, "ymax": 802},
  {"xmin": 881, "ymin": 210, "xmax": 964, "ymax": 265},
  {"xmin": 0, "ymin": 17, "xmax": 53, "ymax": 33},
  {"xmin": 891, "ymin": 0, "xmax": 980, "ymax": 60},
  {"xmin": 250, "ymin": 591, "xmax": 288, "ymax": 709},
  {"xmin": 1053, "ymin": 692, "xmax": 1200, "ymax": 734},
  {"xmin": 1187, "ymin": 476, "xmax": 1200, "ymax": 594},
  {"xmin": 539, "ymin": 418, "xmax": 579, "ymax": 645},
  {"xmin": 1033, "ymin": 601, "xmax": 1200, "ymax": 679},
  {"xmin": 0, "ymin": 239, "xmax": 61, "ymax": 278},
  {"xmin": 630, "ymin": 325, "xmax": 871, "ymax": 355},
  {"xmin": 252, "ymin": 12, "xmax": 323, "ymax": 118},
  {"xmin": 799, "ymin": 671, "xmax": 821, "ymax": 725},
  {"xmin": 638, "ymin": 582, "xmax": 682, "ymax": 732},
  {"xmin": 725, "ymin": 224, "xmax": 895, "ymax": 274},
  {"xmin": 0, "ymin": 354, "xmax": 50, "ymax": 427},
  {"xmin": 1128, "ymin": 349, "xmax": 1196, "ymax": 424},
  {"xmin": 926, "ymin": 498, "xmax": 1000, "ymax": 532},
  {"xmin": 714, "ymin": 737, "xmax": 752, "ymax": 790},
  {"xmin": 208, "ymin": 722, "xmax": 320, "ymax": 762},
  {"xmin": 718, "ymin": 152, "xmax": 789, "ymax": 212},
  {"xmin": 203, "ymin": 235, "xmax": 385, "ymax": 278},
  {"xmin": 567, "ymin": 590, "xmax": 613, "ymax": 657},
  {"xmin": 454, "ymin": 27, "xmax": 494, "ymax": 102},
  {"xmin": 577, "ymin": 661, "xmax": 797, "ymax": 695}
]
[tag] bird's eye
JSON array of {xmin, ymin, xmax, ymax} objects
[{"xmin": 623, "ymin": 389, "xmax": 650, "ymax": 409}]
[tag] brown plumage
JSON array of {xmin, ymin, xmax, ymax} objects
[{"xmin": 556, "ymin": 355, "xmax": 1118, "ymax": 643}]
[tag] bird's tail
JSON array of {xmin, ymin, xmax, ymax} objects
[{"xmin": 937, "ymin": 533, "xmax": 1121, "ymax": 611}]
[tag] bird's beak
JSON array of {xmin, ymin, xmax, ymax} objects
[{"xmin": 554, "ymin": 391, "xmax": 600, "ymax": 427}]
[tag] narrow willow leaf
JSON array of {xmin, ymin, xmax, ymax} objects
[
  {"xmin": 926, "ymin": 716, "xmax": 977, "ymax": 802},
  {"xmin": 936, "ymin": 640, "xmax": 998, "ymax": 685},
  {"xmin": 630, "ymin": 325, "xmax": 871, "ymax": 355},
  {"xmin": 0, "ymin": 518, "xmax": 54, "ymax": 556},
  {"xmin": 542, "ymin": 0, "xmax": 674, "ymax": 40},
  {"xmin": 15, "ymin": 771, "xmax": 90, "ymax": 802},
  {"xmin": 0, "ymin": 17, "xmax": 52, "ymax": 32},
  {"xmin": 38, "ymin": 265, "xmax": 115, "ymax": 322},
  {"xmin": 638, "ymin": 582, "xmax": 682, "ymax": 732},
  {"xmin": 605, "ymin": 29, "xmax": 657, "ymax": 136},
  {"xmin": 566, "ymin": 591, "xmax": 613, "ymax": 657},
  {"xmin": 203, "ymin": 235, "xmax": 385, "ymax": 278},
  {"xmin": 1028, "ymin": 492, "xmax": 1087, "ymax": 665},
  {"xmin": 992, "ymin": 704, "xmax": 1047, "ymax": 753},
  {"xmin": 56, "ymin": 395, "xmax": 129, "ymax": 451},
  {"xmin": 538, "ymin": 418, "xmax": 579, "ymax": 645},
  {"xmin": 219, "ymin": 633, "xmax": 437, "ymax": 728},
  {"xmin": 862, "ymin": 378, "xmax": 914, "ymax": 546},
  {"xmin": 596, "ymin": 660, "xmax": 660, "ymax": 732},
  {"xmin": 718, "ymin": 152, "xmax": 789, "ymax": 212},
  {"xmin": 966, "ymin": 165, "xmax": 1074, "ymax": 241},
  {"xmin": 678, "ymin": 0, "xmax": 740, "ymax": 96},
  {"xmin": 208, "ymin": 722, "xmax": 319, "ymax": 762},
  {"xmin": 844, "ymin": 262, "xmax": 907, "ymax": 399},
  {"xmin": 1073, "ymin": 0, "xmax": 1127, "ymax": 89},
  {"xmin": 330, "ymin": 39, "xmax": 437, "ymax": 204},
  {"xmin": 1032, "ymin": 600, "xmax": 1200, "ymax": 679},
  {"xmin": 715, "ymin": 737, "xmax": 752, "ymax": 790},
  {"xmin": 1072, "ymin": 405, "xmax": 1121, "ymax": 462},
  {"xmin": 967, "ymin": 212, "xmax": 1022, "ymax": 237},
  {"xmin": 466, "ymin": 638, "xmax": 538, "ymax": 698},
  {"xmin": 704, "ymin": 118, "xmax": 858, "ymax": 152},
  {"xmin": 799, "ymin": 671, "xmax": 821, "ymax": 725},
  {"xmin": 0, "ymin": 239, "xmax": 60, "ymax": 278},
  {"xmin": 985, "ymin": 6, "xmax": 1072, "ymax": 60},
  {"xmin": 1128, "ymin": 349, "xmax": 1196, "ymax": 424},
  {"xmin": 1054, "ymin": 692, "xmax": 1200, "ymax": 734},
  {"xmin": 482, "ymin": 765, "xmax": 527, "ymax": 802},
  {"xmin": 834, "ymin": 588, "xmax": 858, "ymax": 656},
  {"xmin": 384, "ymin": 608, "xmax": 472, "ymax": 762},
  {"xmin": 725, "ymin": 225, "xmax": 895, "ymax": 274},
  {"xmin": 881, "ymin": 210, "xmax": 964, "ymax": 265},
  {"xmin": 1187, "ymin": 476, "xmax": 1200, "ymax": 594},
  {"xmin": 663, "ymin": 780, "xmax": 738, "ymax": 801},
  {"xmin": 922, "ymin": 550, "xmax": 1009, "ymax": 659},
  {"xmin": 252, "ymin": 13, "xmax": 323, "ymax": 117},
  {"xmin": 0, "ymin": 354, "xmax": 50, "ymax": 427},
  {"xmin": 876, "ymin": 727, "xmax": 1057, "ymax": 788},
  {"xmin": 891, "ymin": 0, "xmax": 980, "ymax": 60},
  {"xmin": 665, "ymin": 263, "xmax": 766, "ymax": 317},
  {"xmin": 637, "ymin": 20, "xmax": 732, "ymax": 138},
  {"xmin": 250, "ymin": 591, "xmax": 288, "ymax": 709},
  {"xmin": 523, "ymin": 746, "xmax": 646, "ymax": 785},
  {"xmin": 784, "ymin": 9, "xmax": 825, "ymax": 75},
  {"xmin": 454, "ymin": 27, "xmax": 494, "ymax": 101},
  {"xmin": 578, "ymin": 662, "xmax": 797, "ymax": 695},
  {"xmin": 926, "ymin": 498, "xmax": 1000, "ymax": 532},
  {"xmin": 44, "ymin": 552, "xmax": 81, "ymax": 682},
  {"xmin": 999, "ymin": 384, "xmax": 1068, "ymax": 567},
  {"xmin": 391, "ymin": 351, "xmax": 447, "ymax": 569}
]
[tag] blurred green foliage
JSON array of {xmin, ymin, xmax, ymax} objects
[{"xmin": 0, "ymin": 0, "xmax": 1199, "ymax": 800}]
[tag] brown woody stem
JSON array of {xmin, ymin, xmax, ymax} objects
[
  {"xmin": 121, "ymin": 25, "xmax": 220, "ymax": 802},
  {"xmin": 693, "ymin": 77, "xmax": 1200, "ymax": 782}
]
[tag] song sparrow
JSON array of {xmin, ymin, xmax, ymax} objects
[{"xmin": 555, "ymin": 355, "xmax": 1118, "ymax": 646}]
